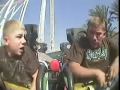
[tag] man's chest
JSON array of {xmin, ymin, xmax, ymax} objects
[{"xmin": 85, "ymin": 47, "xmax": 109, "ymax": 61}]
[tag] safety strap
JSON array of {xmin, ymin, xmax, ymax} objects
[{"xmin": 4, "ymin": 81, "xmax": 30, "ymax": 90}]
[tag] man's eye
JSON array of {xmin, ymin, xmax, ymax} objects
[
  {"xmin": 89, "ymin": 31, "xmax": 93, "ymax": 35},
  {"xmin": 96, "ymin": 33, "xmax": 101, "ymax": 36}
]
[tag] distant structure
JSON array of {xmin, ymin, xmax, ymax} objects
[{"xmin": 37, "ymin": 0, "xmax": 55, "ymax": 52}]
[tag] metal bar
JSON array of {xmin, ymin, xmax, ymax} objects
[
  {"xmin": 9, "ymin": 4, "xmax": 23, "ymax": 20},
  {"xmin": 37, "ymin": 0, "xmax": 47, "ymax": 43},
  {"xmin": 50, "ymin": 0, "xmax": 55, "ymax": 52},
  {"xmin": 19, "ymin": 0, "xmax": 29, "ymax": 23},
  {"xmin": 0, "ymin": 0, "xmax": 15, "ymax": 45}
]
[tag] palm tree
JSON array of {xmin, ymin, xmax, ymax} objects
[
  {"xmin": 110, "ymin": 0, "xmax": 119, "ymax": 20},
  {"xmin": 89, "ymin": 5, "xmax": 116, "ymax": 38},
  {"xmin": 89, "ymin": 5, "xmax": 109, "ymax": 23}
]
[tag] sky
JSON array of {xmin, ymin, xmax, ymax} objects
[{"xmin": 9, "ymin": 0, "xmax": 116, "ymax": 52}]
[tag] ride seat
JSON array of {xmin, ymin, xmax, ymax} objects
[{"xmin": 60, "ymin": 28, "xmax": 86, "ymax": 52}]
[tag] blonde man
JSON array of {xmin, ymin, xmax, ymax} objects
[
  {"xmin": 64, "ymin": 16, "xmax": 119, "ymax": 90},
  {"xmin": 0, "ymin": 20, "xmax": 40, "ymax": 90}
]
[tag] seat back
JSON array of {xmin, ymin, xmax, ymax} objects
[
  {"xmin": 66, "ymin": 28, "xmax": 87, "ymax": 44},
  {"xmin": 25, "ymin": 24, "xmax": 47, "ymax": 53},
  {"xmin": 60, "ymin": 28, "xmax": 86, "ymax": 53},
  {"xmin": 25, "ymin": 24, "xmax": 38, "ymax": 51}
]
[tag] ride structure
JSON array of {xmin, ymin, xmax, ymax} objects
[{"xmin": 37, "ymin": 0, "xmax": 55, "ymax": 52}]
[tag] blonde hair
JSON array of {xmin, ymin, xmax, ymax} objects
[
  {"xmin": 87, "ymin": 16, "xmax": 106, "ymax": 31},
  {"xmin": 3, "ymin": 20, "xmax": 25, "ymax": 38}
]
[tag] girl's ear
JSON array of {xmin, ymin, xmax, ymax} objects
[{"xmin": 4, "ymin": 36, "xmax": 9, "ymax": 46}]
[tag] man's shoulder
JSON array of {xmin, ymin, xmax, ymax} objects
[
  {"xmin": 102, "ymin": 38, "xmax": 116, "ymax": 47},
  {"xmin": 78, "ymin": 37, "xmax": 89, "ymax": 49},
  {"xmin": 70, "ymin": 37, "xmax": 88, "ymax": 53}
]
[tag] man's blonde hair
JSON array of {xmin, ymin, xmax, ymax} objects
[
  {"xmin": 3, "ymin": 20, "xmax": 25, "ymax": 38},
  {"xmin": 87, "ymin": 16, "xmax": 106, "ymax": 31}
]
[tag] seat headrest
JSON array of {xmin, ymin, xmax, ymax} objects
[{"xmin": 66, "ymin": 28, "xmax": 86, "ymax": 44}]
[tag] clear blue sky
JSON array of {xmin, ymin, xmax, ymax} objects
[{"xmin": 23, "ymin": 0, "xmax": 115, "ymax": 51}]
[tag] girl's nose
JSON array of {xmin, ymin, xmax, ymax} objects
[{"xmin": 21, "ymin": 37, "xmax": 26, "ymax": 44}]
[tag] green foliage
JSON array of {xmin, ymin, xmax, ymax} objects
[
  {"xmin": 110, "ymin": 0, "xmax": 119, "ymax": 20},
  {"xmin": 89, "ymin": 5, "xmax": 109, "ymax": 23}
]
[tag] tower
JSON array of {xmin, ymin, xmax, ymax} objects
[{"xmin": 37, "ymin": 0, "xmax": 55, "ymax": 52}]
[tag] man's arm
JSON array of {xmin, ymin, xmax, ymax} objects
[
  {"xmin": 30, "ymin": 69, "xmax": 38, "ymax": 90},
  {"xmin": 108, "ymin": 39, "xmax": 119, "ymax": 80},
  {"xmin": 109, "ymin": 56, "xmax": 119, "ymax": 80},
  {"xmin": 69, "ymin": 62, "xmax": 107, "ymax": 87}
]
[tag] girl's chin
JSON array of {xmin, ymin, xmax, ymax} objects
[
  {"xmin": 17, "ymin": 51, "xmax": 24, "ymax": 56},
  {"xmin": 16, "ymin": 53, "xmax": 22, "ymax": 56}
]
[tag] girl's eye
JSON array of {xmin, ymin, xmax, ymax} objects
[{"xmin": 16, "ymin": 35, "xmax": 22, "ymax": 38}]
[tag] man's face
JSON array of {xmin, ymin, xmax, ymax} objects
[
  {"xmin": 5, "ymin": 30, "xmax": 26, "ymax": 56},
  {"xmin": 87, "ymin": 26, "xmax": 106, "ymax": 49}
]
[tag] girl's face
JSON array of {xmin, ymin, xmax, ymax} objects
[{"xmin": 5, "ymin": 29, "xmax": 26, "ymax": 56}]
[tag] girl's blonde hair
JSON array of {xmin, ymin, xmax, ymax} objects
[{"xmin": 3, "ymin": 20, "xmax": 25, "ymax": 38}]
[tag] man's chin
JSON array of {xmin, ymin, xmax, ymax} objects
[{"xmin": 91, "ymin": 44, "xmax": 100, "ymax": 49}]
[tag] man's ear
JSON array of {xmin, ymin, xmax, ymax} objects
[{"xmin": 102, "ymin": 32, "xmax": 107, "ymax": 39}]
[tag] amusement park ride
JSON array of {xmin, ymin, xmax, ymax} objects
[
  {"xmin": 0, "ymin": 1, "xmax": 118, "ymax": 90},
  {"xmin": 0, "ymin": 0, "xmax": 55, "ymax": 52}
]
